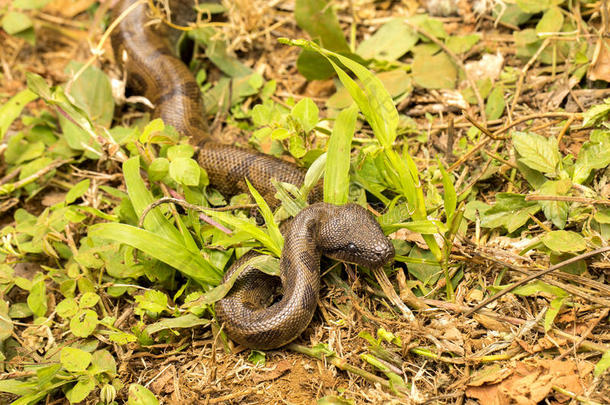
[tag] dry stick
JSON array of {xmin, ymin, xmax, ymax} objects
[
  {"xmin": 509, "ymin": 37, "xmax": 551, "ymax": 119},
  {"xmin": 0, "ymin": 159, "xmax": 72, "ymax": 194},
  {"xmin": 493, "ymin": 112, "xmax": 582, "ymax": 137},
  {"xmin": 403, "ymin": 20, "xmax": 487, "ymax": 123},
  {"xmin": 525, "ymin": 195, "xmax": 610, "ymax": 206},
  {"xmin": 556, "ymin": 308, "xmax": 609, "ymax": 361},
  {"xmin": 464, "ymin": 246, "xmax": 610, "ymax": 317},
  {"xmin": 287, "ymin": 343, "xmax": 408, "ymax": 396}
]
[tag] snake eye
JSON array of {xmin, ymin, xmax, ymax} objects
[{"xmin": 347, "ymin": 242, "xmax": 357, "ymax": 253}]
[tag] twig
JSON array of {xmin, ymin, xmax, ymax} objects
[
  {"xmin": 464, "ymin": 246, "xmax": 610, "ymax": 316},
  {"xmin": 0, "ymin": 159, "xmax": 72, "ymax": 194},
  {"xmin": 509, "ymin": 38, "xmax": 551, "ymax": 118}
]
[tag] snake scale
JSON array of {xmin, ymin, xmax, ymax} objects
[{"xmin": 112, "ymin": 0, "xmax": 395, "ymax": 349}]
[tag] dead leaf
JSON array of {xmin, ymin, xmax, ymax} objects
[
  {"xmin": 150, "ymin": 365, "xmax": 176, "ymax": 394},
  {"xmin": 251, "ymin": 359, "xmax": 292, "ymax": 383},
  {"xmin": 588, "ymin": 37, "xmax": 610, "ymax": 82},
  {"xmin": 44, "ymin": 0, "xmax": 97, "ymax": 18}
]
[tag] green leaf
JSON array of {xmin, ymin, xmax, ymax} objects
[
  {"xmin": 145, "ymin": 313, "xmax": 210, "ymax": 335},
  {"xmin": 0, "ymin": 300, "xmax": 13, "ymax": 342},
  {"xmin": 535, "ymin": 179, "xmax": 571, "ymax": 229},
  {"xmin": 407, "ymin": 246, "xmax": 442, "ymax": 285},
  {"xmin": 66, "ymin": 375, "xmax": 95, "ymax": 403},
  {"xmin": 1, "ymin": 11, "xmax": 32, "ymax": 34},
  {"xmin": 89, "ymin": 223, "xmax": 222, "ymax": 285},
  {"xmin": 594, "ymin": 350, "xmax": 610, "ymax": 376},
  {"xmin": 485, "ymin": 85, "xmax": 505, "ymax": 121},
  {"xmin": 134, "ymin": 290, "xmax": 169, "ymax": 316},
  {"xmin": 148, "ymin": 157, "xmax": 170, "ymax": 181},
  {"xmin": 167, "ymin": 144, "xmax": 195, "ymax": 160},
  {"xmin": 66, "ymin": 179, "xmax": 90, "ymax": 205},
  {"xmin": 291, "ymin": 98, "xmax": 319, "ymax": 133},
  {"xmin": 324, "ymin": 104, "xmax": 357, "ymax": 204},
  {"xmin": 541, "ymin": 230, "xmax": 586, "ymax": 253},
  {"xmin": 357, "ymin": 19, "xmax": 418, "ymax": 61},
  {"xmin": 56, "ymin": 297, "xmax": 79, "ymax": 318},
  {"xmin": 65, "ymin": 61, "xmax": 115, "ymax": 128},
  {"xmin": 582, "ymin": 101, "xmax": 610, "ymax": 127},
  {"xmin": 69, "ymin": 309, "xmax": 98, "ymax": 337},
  {"xmin": 544, "ymin": 296, "xmax": 567, "ymax": 331},
  {"xmin": 61, "ymin": 347, "xmax": 92, "ymax": 372},
  {"xmin": 536, "ymin": 7, "xmax": 564, "ymax": 34},
  {"xmin": 248, "ymin": 350, "xmax": 266, "ymax": 366},
  {"xmin": 245, "ymin": 179, "xmax": 283, "ymax": 251},
  {"xmin": 412, "ymin": 52, "xmax": 457, "ymax": 89},
  {"xmin": 91, "ymin": 349, "xmax": 117, "ymax": 375},
  {"xmin": 203, "ymin": 210, "xmax": 281, "ymax": 257},
  {"xmin": 510, "ymin": 280, "xmax": 567, "ymax": 298},
  {"xmin": 128, "ymin": 383, "xmax": 159, "ymax": 405},
  {"xmin": 573, "ymin": 130, "xmax": 610, "ymax": 184},
  {"xmin": 79, "ymin": 292, "xmax": 100, "ymax": 309},
  {"xmin": 516, "ymin": 0, "xmax": 555, "ymax": 13},
  {"xmin": 0, "ymin": 380, "xmax": 37, "ymax": 396},
  {"xmin": 294, "ymin": 0, "xmax": 350, "ymax": 80},
  {"xmin": 169, "ymin": 157, "xmax": 201, "ymax": 186},
  {"xmin": 445, "ymin": 34, "xmax": 480, "ymax": 54},
  {"xmin": 437, "ymin": 159, "xmax": 456, "ymax": 222},
  {"xmin": 27, "ymin": 280, "xmax": 47, "ymax": 318},
  {"xmin": 0, "ymin": 89, "xmax": 38, "ymax": 140},
  {"xmin": 513, "ymin": 131, "xmax": 560, "ymax": 174}
]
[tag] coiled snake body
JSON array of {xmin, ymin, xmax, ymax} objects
[{"xmin": 112, "ymin": 0, "xmax": 394, "ymax": 349}]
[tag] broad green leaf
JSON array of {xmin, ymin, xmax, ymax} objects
[
  {"xmin": 535, "ymin": 179, "xmax": 571, "ymax": 229},
  {"xmin": 482, "ymin": 193, "xmax": 540, "ymax": 232},
  {"xmin": 294, "ymin": 0, "xmax": 350, "ymax": 80},
  {"xmin": 169, "ymin": 157, "xmax": 200, "ymax": 186},
  {"xmin": 65, "ymin": 61, "xmax": 115, "ymax": 128},
  {"xmin": 79, "ymin": 292, "xmax": 100, "ymax": 309},
  {"xmin": 445, "ymin": 34, "xmax": 480, "ymax": 54},
  {"xmin": 594, "ymin": 208, "xmax": 610, "ymax": 224},
  {"xmin": 541, "ymin": 230, "xmax": 586, "ymax": 253},
  {"xmin": 167, "ymin": 144, "xmax": 195, "ymax": 160},
  {"xmin": 0, "ymin": 89, "xmax": 37, "ymax": 140},
  {"xmin": 89, "ymin": 222, "xmax": 222, "ymax": 285},
  {"xmin": 65, "ymin": 375, "xmax": 95, "ymax": 403},
  {"xmin": 0, "ymin": 300, "xmax": 13, "ymax": 342},
  {"xmin": 128, "ymin": 384, "xmax": 159, "ymax": 405},
  {"xmin": 56, "ymin": 297, "xmax": 79, "ymax": 318},
  {"xmin": 27, "ymin": 280, "xmax": 47, "ymax": 318},
  {"xmin": 69, "ymin": 309, "xmax": 98, "ymax": 337},
  {"xmin": 485, "ymin": 85, "xmax": 505, "ymax": 121},
  {"xmin": 407, "ymin": 246, "xmax": 442, "ymax": 285},
  {"xmin": 1, "ymin": 11, "xmax": 32, "ymax": 34},
  {"xmin": 513, "ymin": 132, "xmax": 560, "ymax": 174},
  {"xmin": 357, "ymin": 19, "xmax": 418, "ymax": 61},
  {"xmin": 291, "ymin": 98, "xmax": 319, "ymax": 133},
  {"xmin": 61, "ymin": 347, "xmax": 92, "ymax": 372},
  {"xmin": 582, "ymin": 101, "xmax": 610, "ymax": 127},
  {"xmin": 91, "ymin": 349, "xmax": 117, "ymax": 375},
  {"xmin": 148, "ymin": 158, "xmax": 169, "ymax": 181},
  {"xmin": 189, "ymin": 27, "xmax": 252, "ymax": 78},
  {"xmin": 412, "ymin": 52, "xmax": 457, "ymax": 89},
  {"xmin": 573, "ymin": 130, "xmax": 610, "ymax": 184},
  {"xmin": 516, "ymin": 0, "xmax": 555, "ymax": 13},
  {"xmin": 66, "ymin": 179, "xmax": 90, "ymax": 205},
  {"xmin": 324, "ymin": 104, "xmax": 357, "ymax": 204},
  {"xmin": 134, "ymin": 290, "xmax": 168, "ymax": 316},
  {"xmin": 536, "ymin": 7, "xmax": 564, "ymax": 34}
]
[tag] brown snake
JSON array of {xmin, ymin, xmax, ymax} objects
[{"xmin": 112, "ymin": 0, "xmax": 395, "ymax": 349}]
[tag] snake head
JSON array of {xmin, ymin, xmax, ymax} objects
[{"xmin": 318, "ymin": 203, "xmax": 395, "ymax": 268}]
